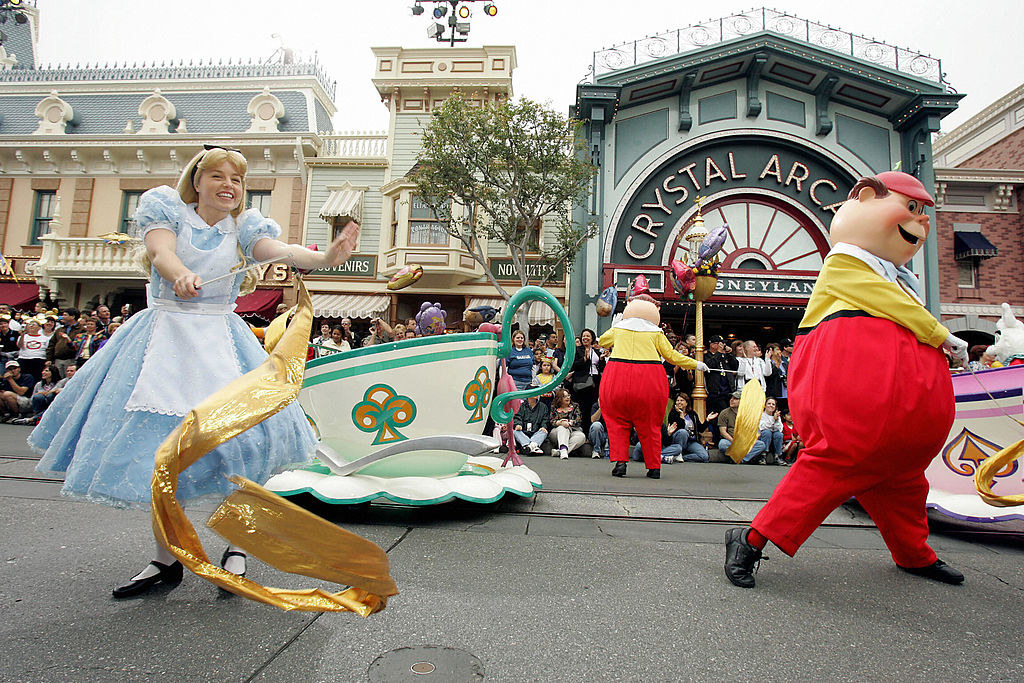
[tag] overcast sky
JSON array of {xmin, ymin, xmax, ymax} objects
[{"xmin": 31, "ymin": 0, "xmax": 1024, "ymax": 135}]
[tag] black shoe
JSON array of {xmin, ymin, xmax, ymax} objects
[
  {"xmin": 220, "ymin": 548, "xmax": 247, "ymax": 578},
  {"xmin": 898, "ymin": 559, "xmax": 964, "ymax": 585},
  {"xmin": 112, "ymin": 560, "xmax": 183, "ymax": 598},
  {"xmin": 646, "ymin": 468, "xmax": 660, "ymax": 479},
  {"xmin": 724, "ymin": 527, "xmax": 762, "ymax": 588},
  {"xmin": 611, "ymin": 462, "xmax": 627, "ymax": 477}
]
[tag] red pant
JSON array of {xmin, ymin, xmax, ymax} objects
[
  {"xmin": 599, "ymin": 360, "xmax": 667, "ymax": 470},
  {"xmin": 752, "ymin": 316, "xmax": 954, "ymax": 568}
]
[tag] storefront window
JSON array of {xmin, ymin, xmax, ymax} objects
[
  {"xmin": 30, "ymin": 191, "xmax": 56, "ymax": 245},
  {"xmin": 409, "ymin": 197, "xmax": 448, "ymax": 245},
  {"xmin": 121, "ymin": 191, "xmax": 143, "ymax": 233}
]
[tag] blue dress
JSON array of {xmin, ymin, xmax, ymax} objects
[{"xmin": 31, "ymin": 186, "xmax": 317, "ymax": 508}]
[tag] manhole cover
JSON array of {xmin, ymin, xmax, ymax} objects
[{"xmin": 368, "ymin": 645, "xmax": 484, "ymax": 681}]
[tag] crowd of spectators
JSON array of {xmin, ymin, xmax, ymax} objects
[
  {"xmin": 502, "ymin": 325, "xmax": 805, "ymax": 466},
  {"xmin": 1, "ymin": 301, "xmax": 129, "ymax": 425}
]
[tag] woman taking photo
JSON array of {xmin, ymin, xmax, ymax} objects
[
  {"xmin": 548, "ymin": 387, "xmax": 586, "ymax": 459},
  {"xmin": 32, "ymin": 145, "xmax": 359, "ymax": 599},
  {"xmin": 570, "ymin": 328, "xmax": 604, "ymax": 430}
]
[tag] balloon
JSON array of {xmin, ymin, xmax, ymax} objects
[
  {"xmin": 387, "ymin": 264, "xmax": 424, "ymax": 291},
  {"xmin": 464, "ymin": 305, "xmax": 500, "ymax": 326},
  {"xmin": 670, "ymin": 259, "xmax": 697, "ymax": 299},
  {"xmin": 697, "ymin": 225, "xmax": 729, "ymax": 264},
  {"xmin": 596, "ymin": 286, "xmax": 618, "ymax": 317},
  {"xmin": 415, "ymin": 302, "xmax": 446, "ymax": 336}
]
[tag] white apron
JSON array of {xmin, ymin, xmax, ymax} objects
[{"xmin": 125, "ymin": 218, "xmax": 244, "ymax": 416}]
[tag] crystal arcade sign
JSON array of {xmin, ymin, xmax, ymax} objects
[{"xmin": 611, "ymin": 136, "xmax": 856, "ymax": 265}]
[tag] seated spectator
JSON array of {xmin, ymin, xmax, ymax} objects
[
  {"xmin": 717, "ymin": 390, "xmax": 767, "ymax": 464},
  {"xmin": 18, "ymin": 365, "xmax": 63, "ymax": 425},
  {"xmin": 631, "ymin": 423, "xmax": 684, "ymax": 465},
  {"xmin": 758, "ymin": 397, "xmax": 784, "ymax": 465},
  {"xmin": 666, "ymin": 393, "xmax": 712, "ymax": 463},
  {"xmin": 513, "ymin": 394, "xmax": 549, "ymax": 455},
  {"xmin": 780, "ymin": 409, "xmax": 801, "ymax": 465},
  {"xmin": 588, "ymin": 401, "xmax": 607, "ymax": 459},
  {"xmin": 547, "ymin": 387, "xmax": 586, "ymax": 459},
  {"xmin": 1, "ymin": 360, "xmax": 35, "ymax": 421}
]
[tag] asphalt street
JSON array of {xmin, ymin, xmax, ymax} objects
[{"xmin": 2, "ymin": 422, "xmax": 1022, "ymax": 682}]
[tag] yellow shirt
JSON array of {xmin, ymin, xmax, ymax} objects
[
  {"xmin": 799, "ymin": 253, "xmax": 949, "ymax": 348},
  {"xmin": 598, "ymin": 319, "xmax": 698, "ymax": 368}
]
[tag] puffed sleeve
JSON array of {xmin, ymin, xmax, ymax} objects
[
  {"xmin": 133, "ymin": 185, "xmax": 185, "ymax": 237},
  {"xmin": 237, "ymin": 208, "xmax": 282, "ymax": 261}
]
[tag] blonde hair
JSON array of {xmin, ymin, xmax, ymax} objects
[{"xmin": 138, "ymin": 147, "xmax": 258, "ymax": 295}]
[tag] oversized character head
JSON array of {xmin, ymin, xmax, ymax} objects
[
  {"xmin": 829, "ymin": 171, "xmax": 934, "ymax": 267},
  {"xmin": 622, "ymin": 294, "xmax": 661, "ymax": 326}
]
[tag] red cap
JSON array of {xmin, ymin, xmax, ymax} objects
[
  {"xmin": 875, "ymin": 171, "xmax": 934, "ymax": 206},
  {"xmin": 632, "ymin": 274, "xmax": 651, "ymax": 297}
]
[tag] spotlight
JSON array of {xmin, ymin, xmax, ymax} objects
[
  {"xmin": 7, "ymin": 0, "xmax": 24, "ymax": 6},
  {"xmin": 458, "ymin": 5, "xmax": 471, "ymax": 18},
  {"xmin": 484, "ymin": 3, "xmax": 497, "ymax": 16},
  {"xmin": 456, "ymin": 21, "xmax": 470, "ymax": 34},
  {"xmin": 432, "ymin": 5, "xmax": 447, "ymax": 18},
  {"xmin": 410, "ymin": 2, "xmax": 424, "ymax": 15},
  {"xmin": 427, "ymin": 22, "xmax": 444, "ymax": 38}
]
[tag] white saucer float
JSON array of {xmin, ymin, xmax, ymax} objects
[
  {"xmin": 264, "ymin": 286, "xmax": 574, "ymax": 506},
  {"xmin": 926, "ymin": 364, "xmax": 1024, "ymax": 523}
]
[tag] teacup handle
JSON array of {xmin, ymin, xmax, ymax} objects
[{"xmin": 490, "ymin": 286, "xmax": 576, "ymax": 423}]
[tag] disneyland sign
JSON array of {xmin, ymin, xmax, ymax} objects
[
  {"xmin": 714, "ymin": 274, "xmax": 817, "ymax": 299},
  {"xmin": 611, "ymin": 136, "xmax": 856, "ymax": 265}
]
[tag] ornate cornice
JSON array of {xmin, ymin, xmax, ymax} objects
[
  {"xmin": 941, "ymin": 302, "xmax": 1024, "ymax": 316},
  {"xmin": 933, "ymin": 82, "xmax": 1024, "ymax": 153}
]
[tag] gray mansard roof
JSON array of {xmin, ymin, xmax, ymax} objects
[
  {"xmin": 0, "ymin": 90, "xmax": 317, "ymax": 136},
  {"xmin": 0, "ymin": 19, "xmax": 35, "ymax": 70}
]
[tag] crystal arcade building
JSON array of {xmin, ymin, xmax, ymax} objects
[{"xmin": 571, "ymin": 11, "xmax": 962, "ymax": 341}]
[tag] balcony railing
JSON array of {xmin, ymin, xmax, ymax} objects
[
  {"xmin": 318, "ymin": 133, "xmax": 388, "ymax": 159},
  {"xmin": 31, "ymin": 234, "xmax": 146, "ymax": 295},
  {"xmin": 592, "ymin": 8, "xmax": 944, "ymax": 85}
]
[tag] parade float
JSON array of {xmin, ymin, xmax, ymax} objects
[
  {"xmin": 928, "ymin": 304, "xmax": 1024, "ymax": 523},
  {"xmin": 263, "ymin": 286, "xmax": 574, "ymax": 506}
]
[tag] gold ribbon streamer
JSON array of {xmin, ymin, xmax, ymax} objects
[
  {"xmin": 974, "ymin": 437, "xmax": 1024, "ymax": 508},
  {"xmin": 150, "ymin": 280, "xmax": 398, "ymax": 613},
  {"xmin": 726, "ymin": 379, "xmax": 767, "ymax": 464}
]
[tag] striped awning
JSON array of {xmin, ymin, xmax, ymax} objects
[
  {"xmin": 468, "ymin": 296, "xmax": 558, "ymax": 326},
  {"xmin": 319, "ymin": 187, "xmax": 363, "ymax": 222},
  {"xmin": 310, "ymin": 293, "xmax": 389, "ymax": 319}
]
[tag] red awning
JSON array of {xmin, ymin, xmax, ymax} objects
[
  {"xmin": 0, "ymin": 282, "xmax": 40, "ymax": 310},
  {"xmin": 234, "ymin": 288, "xmax": 283, "ymax": 321}
]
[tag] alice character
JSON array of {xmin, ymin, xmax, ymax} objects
[
  {"xmin": 725, "ymin": 172, "xmax": 968, "ymax": 588},
  {"xmin": 31, "ymin": 145, "xmax": 360, "ymax": 598}
]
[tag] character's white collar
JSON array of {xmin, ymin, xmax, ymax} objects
[
  {"xmin": 612, "ymin": 317, "xmax": 662, "ymax": 332},
  {"xmin": 185, "ymin": 203, "xmax": 236, "ymax": 234},
  {"xmin": 828, "ymin": 242, "xmax": 923, "ymax": 305}
]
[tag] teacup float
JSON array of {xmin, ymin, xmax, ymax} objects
[{"xmin": 264, "ymin": 287, "xmax": 575, "ymax": 505}]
